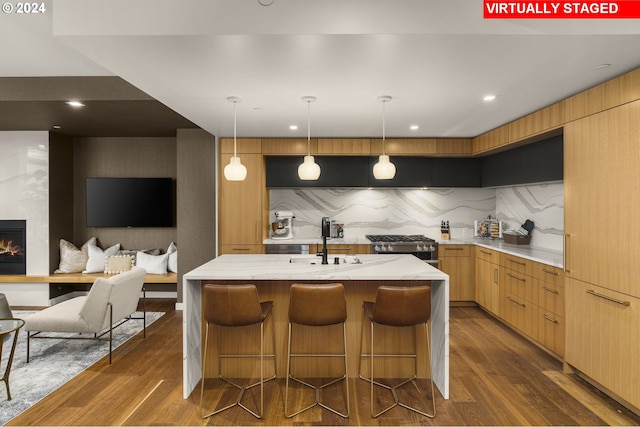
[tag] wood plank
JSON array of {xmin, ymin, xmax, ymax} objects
[{"xmin": 8, "ymin": 302, "xmax": 640, "ymax": 426}]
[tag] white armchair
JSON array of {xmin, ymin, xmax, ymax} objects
[{"xmin": 24, "ymin": 267, "xmax": 147, "ymax": 364}]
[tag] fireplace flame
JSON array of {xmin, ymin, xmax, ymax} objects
[{"xmin": 0, "ymin": 239, "xmax": 23, "ymax": 257}]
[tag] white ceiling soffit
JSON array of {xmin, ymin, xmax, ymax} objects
[{"xmin": 51, "ymin": 0, "xmax": 640, "ymax": 138}]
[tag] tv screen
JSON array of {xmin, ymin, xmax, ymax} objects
[{"xmin": 86, "ymin": 178, "xmax": 174, "ymax": 227}]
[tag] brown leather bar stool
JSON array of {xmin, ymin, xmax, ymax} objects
[
  {"xmin": 358, "ymin": 285, "xmax": 436, "ymax": 418},
  {"xmin": 199, "ymin": 284, "xmax": 276, "ymax": 419},
  {"xmin": 285, "ymin": 283, "xmax": 349, "ymax": 418}
]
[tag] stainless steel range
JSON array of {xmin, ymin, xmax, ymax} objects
[{"xmin": 366, "ymin": 234, "xmax": 438, "ymax": 265}]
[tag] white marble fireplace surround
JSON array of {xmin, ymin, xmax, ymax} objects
[
  {"xmin": 270, "ymin": 183, "xmax": 564, "ymax": 251},
  {"xmin": 0, "ymin": 132, "xmax": 50, "ymax": 306}
]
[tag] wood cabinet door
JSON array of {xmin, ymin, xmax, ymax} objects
[
  {"xmin": 440, "ymin": 245, "xmax": 473, "ymax": 301},
  {"xmin": 565, "ymin": 278, "xmax": 640, "ymax": 409},
  {"xmin": 219, "ymin": 153, "xmax": 264, "ymax": 246},
  {"xmin": 564, "ymin": 100, "xmax": 640, "ymax": 297},
  {"xmin": 476, "ymin": 257, "xmax": 500, "ymax": 316}
]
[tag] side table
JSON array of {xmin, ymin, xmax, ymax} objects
[{"xmin": 0, "ymin": 318, "xmax": 25, "ymax": 401}]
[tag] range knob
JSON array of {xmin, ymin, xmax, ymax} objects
[
  {"xmin": 374, "ymin": 244, "xmax": 381, "ymax": 252},
  {"xmin": 416, "ymin": 244, "xmax": 422, "ymax": 252},
  {"xmin": 386, "ymin": 245, "xmax": 393, "ymax": 252},
  {"xmin": 429, "ymin": 245, "xmax": 436, "ymax": 252}
]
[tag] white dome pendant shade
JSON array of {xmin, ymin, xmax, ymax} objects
[
  {"xmin": 223, "ymin": 96, "xmax": 247, "ymax": 181},
  {"xmin": 373, "ymin": 95, "xmax": 396, "ymax": 180},
  {"xmin": 373, "ymin": 154, "xmax": 396, "ymax": 179},
  {"xmin": 298, "ymin": 155, "xmax": 321, "ymax": 180},
  {"xmin": 298, "ymin": 96, "xmax": 321, "ymax": 180}
]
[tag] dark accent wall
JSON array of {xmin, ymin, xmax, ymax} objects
[
  {"xmin": 176, "ymin": 129, "xmax": 217, "ymax": 303},
  {"xmin": 48, "ymin": 133, "xmax": 74, "ymax": 273},
  {"xmin": 72, "ymin": 137, "xmax": 177, "ymax": 251}
]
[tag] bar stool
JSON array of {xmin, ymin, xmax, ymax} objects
[
  {"xmin": 285, "ymin": 283, "xmax": 349, "ymax": 418},
  {"xmin": 358, "ymin": 285, "xmax": 436, "ymax": 418},
  {"xmin": 199, "ymin": 284, "xmax": 276, "ymax": 419}
]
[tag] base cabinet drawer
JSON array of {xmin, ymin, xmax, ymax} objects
[
  {"xmin": 503, "ymin": 295, "xmax": 538, "ymax": 340},
  {"xmin": 565, "ymin": 278, "xmax": 640, "ymax": 410},
  {"xmin": 538, "ymin": 281, "xmax": 565, "ymax": 317},
  {"xmin": 220, "ymin": 244, "xmax": 264, "ymax": 255},
  {"xmin": 537, "ymin": 307, "xmax": 564, "ymax": 357}
]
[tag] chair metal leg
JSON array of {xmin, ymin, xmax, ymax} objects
[
  {"xmin": 200, "ymin": 316, "xmax": 276, "ymax": 419},
  {"xmin": 360, "ymin": 320, "xmax": 436, "ymax": 418},
  {"xmin": 285, "ymin": 322, "xmax": 349, "ymax": 418}
]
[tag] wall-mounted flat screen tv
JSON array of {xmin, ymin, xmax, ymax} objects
[{"xmin": 86, "ymin": 177, "xmax": 174, "ymax": 227}]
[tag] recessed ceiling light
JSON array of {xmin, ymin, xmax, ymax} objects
[
  {"xmin": 595, "ymin": 63, "xmax": 611, "ymax": 70},
  {"xmin": 410, "ymin": 125, "xmax": 419, "ymax": 131},
  {"xmin": 483, "ymin": 95, "xmax": 496, "ymax": 102},
  {"xmin": 66, "ymin": 101, "xmax": 85, "ymax": 107},
  {"xmin": 289, "ymin": 125, "xmax": 298, "ymax": 130}
]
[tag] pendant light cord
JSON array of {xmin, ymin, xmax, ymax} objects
[
  {"xmin": 382, "ymin": 99, "xmax": 387, "ymax": 156},
  {"xmin": 233, "ymin": 100, "xmax": 238, "ymax": 157},
  {"xmin": 307, "ymin": 99, "xmax": 311, "ymax": 156}
]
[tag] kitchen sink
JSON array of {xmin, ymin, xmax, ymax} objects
[
  {"xmin": 289, "ymin": 255, "xmax": 355, "ymax": 264},
  {"xmin": 289, "ymin": 256, "xmax": 324, "ymax": 264}
]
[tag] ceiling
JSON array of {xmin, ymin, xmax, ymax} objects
[{"xmin": 2, "ymin": 0, "xmax": 640, "ymax": 139}]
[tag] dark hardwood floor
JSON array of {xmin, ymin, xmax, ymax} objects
[{"xmin": 8, "ymin": 299, "xmax": 640, "ymax": 426}]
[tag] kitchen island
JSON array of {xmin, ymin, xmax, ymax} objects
[{"xmin": 182, "ymin": 254, "xmax": 449, "ymax": 400}]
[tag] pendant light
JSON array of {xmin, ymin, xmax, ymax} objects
[
  {"xmin": 224, "ymin": 96, "xmax": 248, "ymax": 181},
  {"xmin": 298, "ymin": 96, "xmax": 321, "ymax": 180},
  {"xmin": 373, "ymin": 95, "xmax": 396, "ymax": 180}
]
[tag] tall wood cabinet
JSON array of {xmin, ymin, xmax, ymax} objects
[
  {"xmin": 218, "ymin": 139, "xmax": 266, "ymax": 254},
  {"xmin": 564, "ymin": 100, "xmax": 640, "ymax": 411}
]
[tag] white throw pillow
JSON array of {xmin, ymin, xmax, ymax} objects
[
  {"xmin": 55, "ymin": 237, "xmax": 97, "ymax": 273},
  {"xmin": 167, "ymin": 242, "xmax": 177, "ymax": 273},
  {"xmin": 136, "ymin": 251, "xmax": 169, "ymax": 274},
  {"xmin": 83, "ymin": 243, "xmax": 121, "ymax": 273}
]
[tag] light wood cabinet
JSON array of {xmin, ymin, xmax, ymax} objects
[
  {"xmin": 318, "ymin": 243, "xmax": 369, "ymax": 255},
  {"xmin": 220, "ymin": 244, "xmax": 264, "ymax": 254},
  {"xmin": 565, "ymin": 278, "xmax": 640, "ymax": 410},
  {"xmin": 261, "ymin": 138, "xmax": 315, "ymax": 155},
  {"xmin": 439, "ymin": 245, "xmax": 473, "ymax": 302},
  {"xmin": 435, "ymin": 138, "xmax": 473, "ymax": 156},
  {"xmin": 218, "ymin": 152, "xmax": 266, "ymax": 254},
  {"xmin": 472, "ymin": 126, "xmax": 509, "ymax": 154},
  {"xmin": 475, "ymin": 248, "xmax": 500, "ymax": 316},
  {"xmin": 501, "ymin": 257, "xmax": 538, "ymax": 341},
  {"xmin": 219, "ymin": 138, "xmax": 261, "ymax": 154},
  {"xmin": 370, "ymin": 138, "xmax": 436, "ymax": 155},
  {"xmin": 317, "ymin": 138, "xmax": 370, "ymax": 155},
  {"xmin": 508, "ymin": 103, "xmax": 564, "ymax": 142},
  {"xmin": 564, "ymin": 100, "xmax": 640, "ymax": 298}
]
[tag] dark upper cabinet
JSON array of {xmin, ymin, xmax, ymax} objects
[
  {"xmin": 431, "ymin": 158, "xmax": 481, "ymax": 187},
  {"xmin": 266, "ymin": 156, "xmax": 369, "ymax": 187},
  {"xmin": 266, "ymin": 135, "xmax": 562, "ymax": 188},
  {"xmin": 367, "ymin": 156, "xmax": 432, "ymax": 187},
  {"xmin": 481, "ymin": 135, "xmax": 563, "ymax": 187}
]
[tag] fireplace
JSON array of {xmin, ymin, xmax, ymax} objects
[{"xmin": 0, "ymin": 220, "xmax": 26, "ymax": 275}]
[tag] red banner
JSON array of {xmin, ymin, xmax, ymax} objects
[{"xmin": 484, "ymin": 1, "xmax": 640, "ymax": 18}]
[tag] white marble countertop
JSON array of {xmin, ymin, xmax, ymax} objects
[
  {"xmin": 184, "ymin": 253, "xmax": 449, "ymax": 281},
  {"xmin": 264, "ymin": 236, "xmax": 564, "ymax": 269},
  {"xmin": 440, "ymin": 238, "xmax": 563, "ymax": 268}
]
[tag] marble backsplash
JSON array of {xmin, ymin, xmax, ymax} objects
[{"xmin": 270, "ymin": 182, "xmax": 564, "ymax": 251}]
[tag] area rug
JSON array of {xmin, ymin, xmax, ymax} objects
[{"xmin": 0, "ymin": 310, "xmax": 164, "ymax": 426}]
